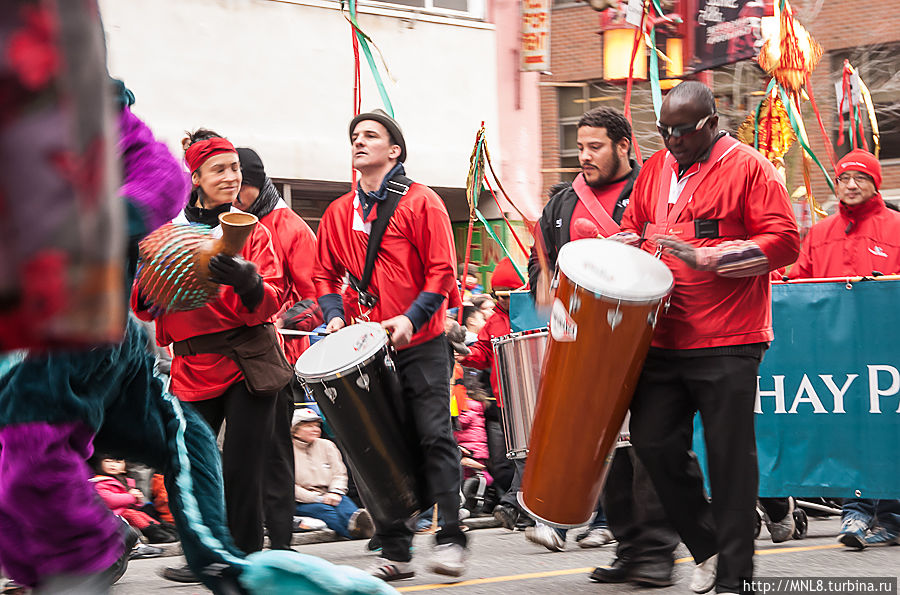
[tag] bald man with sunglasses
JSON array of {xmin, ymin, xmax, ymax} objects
[{"xmin": 611, "ymin": 82, "xmax": 800, "ymax": 594}]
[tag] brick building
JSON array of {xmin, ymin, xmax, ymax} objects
[{"xmin": 539, "ymin": 0, "xmax": 900, "ymax": 218}]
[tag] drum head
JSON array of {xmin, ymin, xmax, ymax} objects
[
  {"xmin": 294, "ymin": 322, "xmax": 388, "ymax": 380},
  {"xmin": 557, "ymin": 238, "xmax": 673, "ymax": 302}
]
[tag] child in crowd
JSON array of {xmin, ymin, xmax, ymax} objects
[
  {"xmin": 90, "ymin": 456, "xmax": 178, "ymax": 544},
  {"xmin": 292, "ymin": 409, "xmax": 375, "ymax": 540}
]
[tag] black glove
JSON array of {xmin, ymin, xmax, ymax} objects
[{"xmin": 208, "ymin": 254, "xmax": 260, "ymax": 295}]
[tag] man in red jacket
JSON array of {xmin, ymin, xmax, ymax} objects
[
  {"xmin": 790, "ymin": 150, "xmax": 900, "ymax": 549},
  {"xmin": 614, "ymin": 82, "xmax": 800, "ymax": 594},
  {"xmin": 236, "ymin": 147, "xmax": 319, "ymax": 552},
  {"xmin": 314, "ymin": 110, "xmax": 466, "ymax": 581}
]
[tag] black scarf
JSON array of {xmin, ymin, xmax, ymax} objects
[
  {"xmin": 183, "ymin": 189, "xmax": 231, "ymax": 227},
  {"xmin": 243, "ymin": 178, "xmax": 282, "ymax": 220}
]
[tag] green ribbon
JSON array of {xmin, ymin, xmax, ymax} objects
[
  {"xmin": 347, "ymin": 0, "xmax": 394, "ymax": 117},
  {"xmin": 648, "ymin": 26, "xmax": 662, "ymax": 119},
  {"xmin": 474, "ymin": 209, "xmax": 527, "ymax": 283},
  {"xmin": 778, "ymin": 85, "xmax": 835, "ymax": 194}
]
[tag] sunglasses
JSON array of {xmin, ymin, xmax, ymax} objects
[
  {"xmin": 835, "ymin": 173, "xmax": 874, "ymax": 186},
  {"xmin": 656, "ymin": 113, "xmax": 715, "ymax": 140}
]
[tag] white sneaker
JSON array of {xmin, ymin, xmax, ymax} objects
[
  {"xmin": 525, "ymin": 523, "xmax": 566, "ymax": 552},
  {"xmin": 427, "ymin": 543, "xmax": 467, "ymax": 577},
  {"xmin": 368, "ymin": 557, "xmax": 415, "ymax": 582},
  {"xmin": 689, "ymin": 553, "xmax": 717, "ymax": 593},
  {"xmin": 578, "ymin": 527, "xmax": 616, "ymax": 548},
  {"xmin": 764, "ymin": 498, "xmax": 796, "ymax": 543}
]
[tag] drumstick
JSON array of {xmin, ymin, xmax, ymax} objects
[{"xmin": 277, "ymin": 329, "xmax": 329, "ymax": 337}]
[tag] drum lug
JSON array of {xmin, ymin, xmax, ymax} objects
[
  {"xmin": 607, "ymin": 302, "xmax": 623, "ymax": 331},
  {"xmin": 568, "ymin": 293, "xmax": 581, "ymax": 315},
  {"xmin": 356, "ymin": 366, "xmax": 370, "ymax": 391},
  {"xmin": 384, "ymin": 353, "xmax": 396, "ymax": 372},
  {"xmin": 323, "ymin": 386, "xmax": 338, "ymax": 403},
  {"xmin": 648, "ymin": 309, "xmax": 658, "ymax": 328}
]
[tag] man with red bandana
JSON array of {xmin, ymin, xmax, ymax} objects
[
  {"xmin": 613, "ymin": 81, "xmax": 800, "ymax": 594},
  {"xmin": 314, "ymin": 109, "xmax": 466, "ymax": 582},
  {"xmin": 133, "ymin": 131, "xmax": 287, "ymax": 581},
  {"xmin": 790, "ymin": 149, "xmax": 900, "ymax": 549}
]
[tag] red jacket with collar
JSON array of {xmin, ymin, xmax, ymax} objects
[
  {"xmin": 621, "ymin": 139, "xmax": 800, "ymax": 349},
  {"xmin": 789, "ymin": 195, "xmax": 900, "ymax": 279},
  {"xmin": 314, "ymin": 182, "xmax": 460, "ymax": 349},
  {"xmin": 258, "ymin": 201, "xmax": 318, "ymax": 365},
  {"xmin": 459, "ymin": 306, "xmax": 510, "ymax": 404},
  {"xmin": 132, "ymin": 221, "xmax": 283, "ymax": 401},
  {"xmin": 91, "ymin": 475, "xmax": 138, "ymax": 517}
]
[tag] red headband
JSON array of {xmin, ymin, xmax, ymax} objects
[{"xmin": 185, "ymin": 137, "xmax": 237, "ymax": 173}]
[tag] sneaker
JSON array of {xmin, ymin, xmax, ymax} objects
[
  {"xmin": 159, "ymin": 564, "xmax": 199, "ymax": 584},
  {"xmin": 492, "ymin": 504, "xmax": 518, "ymax": 530},
  {"xmin": 458, "ymin": 508, "xmax": 471, "ymax": 521},
  {"xmin": 427, "ymin": 543, "xmax": 467, "ymax": 577},
  {"xmin": 348, "ymin": 509, "xmax": 375, "ymax": 540},
  {"xmin": 838, "ymin": 518, "xmax": 870, "ymax": 549},
  {"xmin": 862, "ymin": 526, "xmax": 900, "ymax": 547},
  {"xmin": 765, "ymin": 498, "xmax": 796, "ymax": 543},
  {"xmin": 1, "ymin": 579, "xmax": 27, "ymax": 594},
  {"xmin": 689, "ymin": 553, "xmax": 717, "ymax": 594},
  {"xmin": 130, "ymin": 543, "xmax": 164, "ymax": 560},
  {"xmin": 515, "ymin": 515, "xmax": 536, "ymax": 530},
  {"xmin": 368, "ymin": 557, "xmax": 415, "ymax": 582},
  {"xmin": 525, "ymin": 524, "xmax": 565, "ymax": 552},
  {"xmin": 578, "ymin": 527, "xmax": 616, "ymax": 548},
  {"xmin": 293, "ymin": 516, "xmax": 327, "ymax": 532}
]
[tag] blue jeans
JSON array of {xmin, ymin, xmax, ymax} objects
[
  {"xmin": 295, "ymin": 496, "xmax": 359, "ymax": 539},
  {"xmin": 842, "ymin": 499, "xmax": 900, "ymax": 532}
]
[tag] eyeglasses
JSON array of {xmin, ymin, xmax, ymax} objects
[
  {"xmin": 835, "ymin": 173, "xmax": 874, "ymax": 186},
  {"xmin": 656, "ymin": 113, "xmax": 715, "ymax": 140}
]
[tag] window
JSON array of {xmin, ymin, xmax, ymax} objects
[{"xmin": 362, "ymin": 0, "xmax": 484, "ymax": 19}]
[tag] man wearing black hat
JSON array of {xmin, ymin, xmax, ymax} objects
[{"xmin": 314, "ymin": 110, "xmax": 466, "ymax": 581}]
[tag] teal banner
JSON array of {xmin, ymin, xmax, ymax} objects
[{"xmin": 509, "ymin": 279, "xmax": 900, "ymax": 498}]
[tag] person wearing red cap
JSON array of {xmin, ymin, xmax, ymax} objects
[
  {"xmin": 789, "ymin": 149, "xmax": 900, "ymax": 549},
  {"xmin": 790, "ymin": 149, "xmax": 900, "ymax": 280},
  {"xmin": 133, "ymin": 129, "xmax": 287, "ymax": 581},
  {"xmin": 314, "ymin": 110, "xmax": 466, "ymax": 581}
]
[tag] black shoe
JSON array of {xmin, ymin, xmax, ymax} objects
[
  {"xmin": 589, "ymin": 557, "xmax": 632, "ymax": 583},
  {"xmin": 629, "ymin": 561, "xmax": 675, "ymax": 588},
  {"xmin": 514, "ymin": 515, "xmax": 535, "ymax": 531},
  {"xmin": 366, "ymin": 536, "xmax": 382, "ymax": 552},
  {"xmin": 159, "ymin": 564, "xmax": 200, "ymax": 583},
  {"xmin": 493, "ymin": 504, "xmax": 518, "ymax": 530},
  {"xmin": 107, "ymin": 518, "xmax": 141, "ymax": 585},
  {"xmin": 143, "ymin": 523, "xmax": 178, "ymax": 544}
]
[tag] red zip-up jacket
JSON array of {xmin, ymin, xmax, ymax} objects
[
  {"xmin": 314, "ymin": 183, "xmax": 460, "ymax": 349},
  {"xmin": 258, "ymin": 200, "xmax": 318, "ymax": 365},
  {"xmin": 459, "ymin": 306, "xmax": 510, "ymax": 404},
  {"xmin": 132, "ymin": 219, "xmax": 283, "ymax": 401},
  {"xmin": 789, "ymin": 195, "xmax": 900, "ymax": 279},
  {"xmin": 621, "ymin": 141, "xmax": 800, "ymax": 349}
]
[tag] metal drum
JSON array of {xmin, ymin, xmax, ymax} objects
[
  {"xmin": 520, "ymin": 239, "xmax": 673, "ymax": 528},
  {"xmin": 294, "ymin": 322, "xmax": 423, "ymax": 526},
  {"xmin": 493, "ymin": 329, "xmax": 547, "ymax": 460}
]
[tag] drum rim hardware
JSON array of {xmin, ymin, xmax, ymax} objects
[{"xmin": 294, "ymin": 321, "xmax": 391, "ymax": 382}]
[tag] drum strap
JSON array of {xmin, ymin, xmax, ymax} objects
[
  {"xmin": 348, "ymin": 173, "xmax": 413, "ymax": 309},
  {"xmin": 570, "ymin": 173, "xmax": 621, "ymax": 237}
]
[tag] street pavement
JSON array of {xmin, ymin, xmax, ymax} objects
[{"xmin": 113, "ymin": 516, "xmax": 900, "ymax": 594}]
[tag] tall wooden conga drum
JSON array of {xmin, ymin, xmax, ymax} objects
[{"xmin": 519, "ymin": 239, "xmax": 673, "ymax": 527}]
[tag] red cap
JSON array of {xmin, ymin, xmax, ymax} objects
[
  {"xmin": 185, "ymin": 137, "xmax": 237, "ymax": 174},
  {"xmin": 490, "ymin": 257, "xmax": 523, "ymax": 290},
  {"xmin": 835, "ymin": 149, "xmax": 882, "ymax": 190}
]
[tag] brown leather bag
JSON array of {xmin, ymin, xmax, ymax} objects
[{"xmin": 172, "ymin": 323, "xmax": 293, "ymax": 396}]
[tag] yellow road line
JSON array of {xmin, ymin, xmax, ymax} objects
[{"xmin": 396, "ymin": 543, "xmax": 844, "ymax": 592}]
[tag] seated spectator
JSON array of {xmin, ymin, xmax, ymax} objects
[
  {"xmin": 292, "ymin": 409, "xmax": 375, "ymax": 540},
  {"xmin": 471, "ymin": 295, "xmax": 495, "ymax": 320},
  {"xmin": 461, "ymin": 305, "xmax": 486, "ymax": 345},
  {"xmin": 89, "ymin": 456, "xmax": 178, "ymax": 544}
]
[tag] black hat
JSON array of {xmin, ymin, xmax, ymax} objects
[
  {"xmin": 349, "ymin": 109, "xmax": 406, "ymax": 163},
  {"xmin": 237, "ymin": 147, "xmax": 266, "ymax": 190}
]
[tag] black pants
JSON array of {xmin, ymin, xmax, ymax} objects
[
  {"xmin": 630, "ymin": 349, "xmax": 761, "ymax": 594},
  {"xmin": 603, "ymin": 447, "xmax": 679, "ymax": 566},
  {"xmin": 263, "ymin": 386, "xmax": 295, "ymax": 550},
  {"xmin": 378, "ymin": 334, "xmax": 467, "ymax": 562},
  {"xmin": 191, "ymin": 382, "xmax": 278, "ymax": 554}
]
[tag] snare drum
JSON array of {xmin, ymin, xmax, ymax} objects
[
  {"xmin": 294, "ymin": 322, "xmax": 423, "ymax": 526},
  {"xmin": 520, "ymin": 239, "xmax": 673, "ymax": 528},
  {"xmin": 493, "ymin": 329, "xmax": 547, "ymax": 460}
]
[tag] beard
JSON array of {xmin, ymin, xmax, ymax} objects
[{"xmin": 583, "ymin": 151, "xmax": 622, "ymax": 189}]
